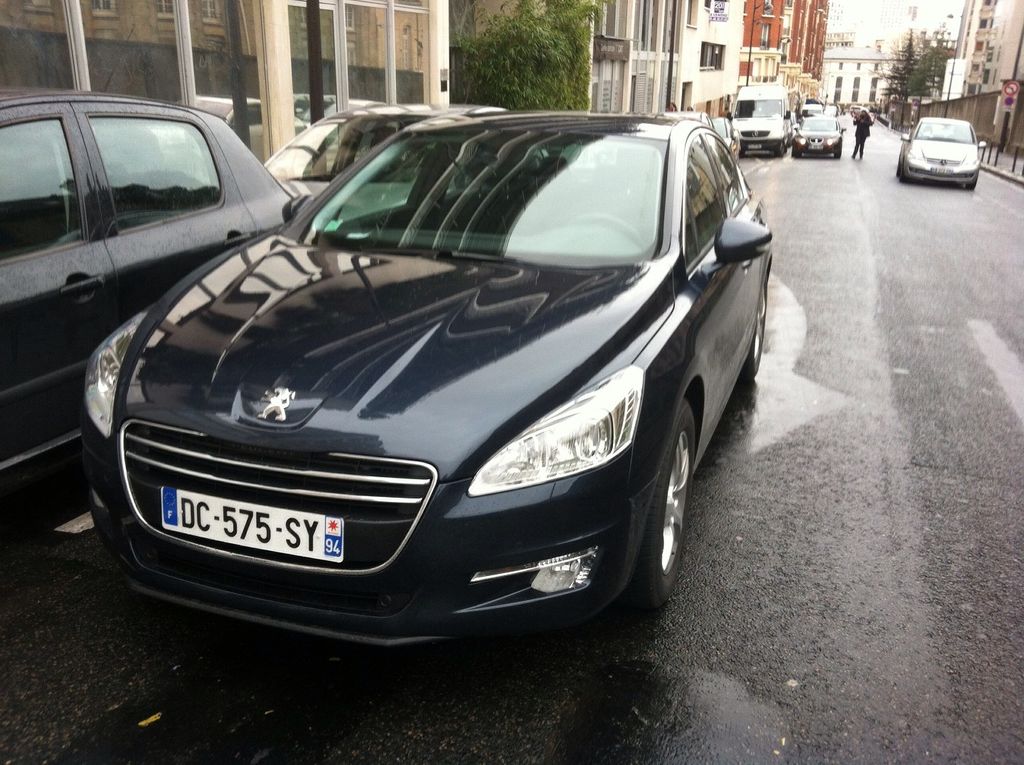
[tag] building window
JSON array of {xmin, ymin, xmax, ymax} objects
[
  {"xmin": 345, "ymin": 5, "xmax": 354, "ymax": 28},
  {"xmin": 201, "ymin": 0, "xmax": 219, "ymax": 21},
  {"xmin": 92, "ymin": 0, "xmax": 115, "ymax": 11},
  {"xmin": 156, "ymin": 0, "xmax": 173, "ymax": 14},
  {"xmin": 856, "ymin": 62, "xmax": 861, "ymax": 70},
  {"xmin": 700, "ymin": 42, "xmax": 725, "ymax": 70},
  {"xmin": 851, "ymin": 76, "xmax": 860, "ymax": 101},
  {"xmin": 687, "ymin": 0, "xmax": 697, "ymax": 25},
  {"xmin": 760, "ymin": 23, "xmax": 770, "ymax": 48},
  {"xmin": 869, "ymin": 78, "xmax": 878, "ymax": 101},
  {"xmin": 834, "ymin": 76, "xmax": 842, "ymax": 103}
]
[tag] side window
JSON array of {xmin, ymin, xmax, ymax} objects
[
  {"xmin": 683, "ymin": 139, "xmax": 726, "ymax": 268},
  {"xmin": 90, "ymin": 117, "xmax": 221, "ymax": 231},
  {"xmin": 703, "ymin": 134, "xmax": 745, "ymax": 215},
  {"xmin": 0, "ymin": 120, "xmax": 82, "ymax": 259}
]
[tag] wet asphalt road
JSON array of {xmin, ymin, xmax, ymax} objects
[{"xmin": 2, "ymin": 120, "xmax": 1023, "ymax": 764}]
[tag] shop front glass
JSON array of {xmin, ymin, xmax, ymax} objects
[
  {"xmin": 345, "ymin": 3, "xmax": 385, "ymax": 103},
  {"xmin": 289, "ymin": 4, "xmax": 338, "ymax": 127},
  {"xmin": 80, "ymin": 0, "xmax": 181, "ymax": 101},
  {"xmin": 394, "ymin": 8, "xmax": 428, "ymax": 103},
  {"xmin": 0, "ymin": 0, "xmax": 75, "ymax": 89}
]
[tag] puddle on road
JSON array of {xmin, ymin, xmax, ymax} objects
[{"xmin": 546, "ymin": 661, "xmax": 790, "ymax": 763}]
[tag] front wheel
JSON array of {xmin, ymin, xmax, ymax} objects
[
  {"xmin": 775, "ymin": 142, "xmax": 785, "ymax": 157},
  {"xmin": 621, "ymin": 401, "xmax": 696, "ymax": 610},
  {"xmin": 740, "ymin": 277, "xmax": 767, "ymax": 383}
]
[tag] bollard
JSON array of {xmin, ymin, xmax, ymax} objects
[{"xmin": 1014, "ymin": 147, "xmax": 1019, "ymax": 174}]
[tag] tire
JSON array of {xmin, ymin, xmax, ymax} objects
[
  {"xmin": 793, "ymin": 149, "xmax": 801, "ymax": 159},
  {"xmin": 965, "ymin": 178, "xmax": 977, "ymax": 190},
  {"xmin": 739, "ymin": 147, "xmax": 747, "ymax": 158},
  {"xmin": 896, "ymin": 161, "xmax": 902, "ymax": 178},
  {"xmin": 775, "ymin": 142, "xmax": 785, "ymax": 157},
  {"xmin": 740, "ymin": 276, "xmax": 767, "ymax": 383},
  {"xmin": 621, "ymin": 400, "xmax": 696, "ymax": 610},
  {"xmin": 833, "ymin": 150, "xmax": 841, "ymax": 159}
]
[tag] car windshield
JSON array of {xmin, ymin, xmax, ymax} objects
[
  {"xmin": 305, "ymin": 127, "xmax": 666, "ymax": 265},
  {"xmin": 266, "ymin": 116, "xmax": 423, "ymax": 181},
  {"xmin": 914, "ymin": 121, "xmax": 975, "ymax": 144},
  {"xmin": 803, "ymin": 118, "xmax": 837, "ymax": 132},
  {"xmin": 736, "ymin": 99, "xmax": 784, "ymax": 118}
]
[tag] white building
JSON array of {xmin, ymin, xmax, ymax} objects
[
  {"xmin": 591, "ymin": 0, "xmax": 744, "ymax": 115},
  {"xmin": 822, "ymin": 46, "xmax": 890, "ymax": 106}
]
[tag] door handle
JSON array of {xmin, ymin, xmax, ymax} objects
[
  {"xmin": 225, "ymin": 230, "xmax": 250, "ymax": 247},
  {"xmin": 60, "ymin": 273, "xmax": 104, "ymax": 301}
]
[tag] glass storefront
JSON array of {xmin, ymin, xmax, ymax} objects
[
  {"xmin": 0, "ymin": 0, "xmax": 437, "ymax": 158},
  {"xmin": 0, "ymin": 0, "xmax": 75, "ymax": 89}
]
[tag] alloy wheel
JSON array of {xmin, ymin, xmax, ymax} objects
[{"xmin": 661, "ymin": 432, "xmax": 689, "ymax": 572}]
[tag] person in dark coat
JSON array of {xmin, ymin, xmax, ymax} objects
[{"xmin": 852, "ymin": 110, "xmax": 871, "ymax": 159}]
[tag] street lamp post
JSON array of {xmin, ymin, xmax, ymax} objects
[
  {"xmin": 745, "ymin": 0, "xmax": 774, "ymax": 87},
  {"xmin": 943, "ymin": 12, "xmax": 965, "ymax": 117}
]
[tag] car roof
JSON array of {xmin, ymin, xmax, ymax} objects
[
  {"xmin": 310, "ymin": 103, "xmax": 504, "ymax": 124},
  {"xmin": 0, "ymin": 88, "xmax": 224, "ymax": 119},
  {"xmin": 405, "ymin": 111, "xmax": 688, "ymax": 141}
]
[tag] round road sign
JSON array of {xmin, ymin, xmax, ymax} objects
[
  {"xmin": 1003, "ymin": 80, "xmax": 1020, "ymax": 98},
  {"xmin": 1006, "ymin": 96, "xmax": 1016, "ymax": 108}
]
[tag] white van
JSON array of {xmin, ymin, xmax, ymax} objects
[{"xmin": 733, "ymin": 85, "xmax": 793, "ymax": 158}]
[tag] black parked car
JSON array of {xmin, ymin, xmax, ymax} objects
[
  {"xmin": 82, "ymin": 113, "xmax": 773, "ymax": 642},
  {"xmin": 0, "ymin": 90, "xmax": 290, "ymax": 491},
  {"xmin": 792, "ymin": 117, "xmax": 844, "ymax": 158}
]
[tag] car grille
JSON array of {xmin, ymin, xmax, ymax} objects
[
  {"xmin": 741, "ymin": 130, "xmax": 770, "ymax": 138},
  {"xmin": 120, "ymin": 420, "xmax": 437, "ymax": 572}
]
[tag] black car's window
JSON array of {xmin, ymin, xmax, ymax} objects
[
  {"xmin": 90, "ymin": 117, "xmax": 220, "ymax": 231},
  {"xmin": 306, "ymin": 127, "xmax": 666, "ymax": 266},
  {"xmin": 266, "ymin": 116, "xmax": 421, "ymax": 182},
  {"xmin": 684, "ymin": 139, "xmax": 727, "ymax": 267},
  {"xmin": 703, "ymin": 134, "xmax": 745, "ymax": 215},
  {"xmin": 0, "ymin": 119, "xmax": 82, "ymax": 260}
]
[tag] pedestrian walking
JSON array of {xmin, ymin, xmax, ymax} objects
[{"xmin": 852, "ymin": 110, "xmax": 871, "ymax": 159}]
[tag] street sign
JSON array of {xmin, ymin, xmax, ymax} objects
[
  {"xmin": 911, "ymin": 97, "xmax": 921, "ymax": 108},
  {"xmin": 710, "ymin": 0, "xmax": 729, "ymax": 22},
  {"xmin": 1002, "ymin": 80, "xmax": 1020, "ymax": 98},
  {"xmin": 1006, "ymin": 96, "xmax": 1016, "ymax": 108}
]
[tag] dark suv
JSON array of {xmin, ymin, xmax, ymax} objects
[{"xmin": 0, "ymin": 90, "xmax": 290, "ymax": 491}]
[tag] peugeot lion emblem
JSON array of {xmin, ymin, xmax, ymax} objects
[{"xmin": 257, "ymin": 387, "xmax": 295, "ymax": 422}]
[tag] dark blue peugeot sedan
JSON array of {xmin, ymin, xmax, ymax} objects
[{"xmin": 82, "ymin": 113, "xmax": 772, "ymax": 643}]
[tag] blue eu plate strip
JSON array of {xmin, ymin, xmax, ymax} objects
[{"xmin": 161, "ymin": 487, "xmax": 179, "ymax": 526}]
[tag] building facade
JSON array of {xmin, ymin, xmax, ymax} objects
[
  {"xmin": 590, "ymin": 0, "xmax": 744, "ymax": 116},
  {"xmin": 821, "ymin": 46, "xmax": 889, "ymax": 106},
  {"xmin": 739, "ymin": 0, "xmax": 828, "ymax": 99},
  {"xmin": 1, "ymin": 0, "xmax": 448, "ymax": 160},
  {"xmin": 960, "ymin": 0, "xmax": 1024, "ymax": 95}
]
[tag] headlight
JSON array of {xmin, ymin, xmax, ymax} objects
[
  {"xmin": 908, "ymin": 145, "xmax": 925, "ymax": 161},
  {"xmin": 824, "ymin": 138, "xmax": 835, "ymax": 146},
  {"xmin": 84, "ymin": 313, "xmax": 145, "ymax": 437},
  {"xmin": 468, "ymin": 366, "xmax": 644, "ymax": 496},
  {"xmin": 794, "ymin": 136, "xmax": 806, "ymax": 145}
]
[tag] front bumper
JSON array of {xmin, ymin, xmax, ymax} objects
[
  {"xmin": 793, "ymin": 140, "xmax": 840, "ymax": 154},
  {"xmin": 904, "ymin": 160, "xmax": 979, "ymax": 184},
  {"xmin": 84, "ymin": 425, "xmax": 656, "ymax": 644}
]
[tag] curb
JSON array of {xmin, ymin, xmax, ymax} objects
[{"xmin": 981, "ymin": 163, "xmax": 1024, "ymax": 187}]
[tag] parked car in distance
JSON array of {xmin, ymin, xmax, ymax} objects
[
  {"xmin": 897, "ymin": 117, "xmax": 984, "ymax": 190},
  {"xmin": 196, "ymin": 95, "xmax": 307, "ymax": 161},
  {"xmin": 82, "ymin": 113, "xmax": 773, "ymax": 643},
  {"xmin": 734, "ymin": 84, "xmax": 793, "ymax": 157},
  {"xmin": 822, "ymin": 104, "xmax": 839, "ymax": 118},
  {"xmin": 849, "ymin": 104, "xmax": 864, "ymax": 119},
  {"xmin": 799, "ymin": 103, "xmax": 824, "ymax": 122},
  {"xmin": 712, "ymin": 116, "xmax": 740, "ymax": 157},
  {"xmin": 0, "ymin": 90, "xmax": 291, "ymax": 493},
  {"xmin": 792, "ymin": 116, "xmax": 844, "ymax": 158},
  {"xmin": 265, "ymin": 104, "xmax": 505, "ymax": 196}
]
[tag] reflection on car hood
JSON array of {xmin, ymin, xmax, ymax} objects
[
  {"xmin": 126, "ymin": 235, "xmax": 672, "ymax": 478},
  {"xmin": 913, "ymin": 140, "xmax": 976, "ymax": 162},
  {"xmin": 798, "ymin": 129, "xmax": 840, "ymax": 138}
]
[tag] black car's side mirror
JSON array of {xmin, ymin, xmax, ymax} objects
[
  {"xmin": 785, "ymin": 111, "xmax": 792, "ymax": 121},
  {"xmin": 283, "ymin": 193, "xmax": 313, "ymax": 223},
  {"xmin": 715, "ymin": 219, "xmax": 772, "ymax": 264},
  {"xmin": 841, "ymin": 127, "xmax": 846, "ymax": 134}
]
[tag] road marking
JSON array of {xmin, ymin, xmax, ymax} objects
[
  {"xmin": 747, "ymin": 276, "xmax": 849, "ymax": 453},
  {"xmin": 969, "ymin": 319, "xmax": 1024, "ymax": 431},
  {"xmin": 56, "ymin": 512, "xmax": 94, "ymax": 534}
]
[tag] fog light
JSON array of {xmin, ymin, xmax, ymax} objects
[{"xmin": 471, "ymin": 547, "xmax": 599, "ymax": 594}]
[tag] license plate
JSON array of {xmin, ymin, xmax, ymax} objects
[
  {"xmin": 749, "ymin": 143, "xmax": 762, "ymax": 149},
  {"xmin": 160, "ymin": 487, "xmax": 343, "ymax": 562},
  {"xmin": 936, "ymin": 166, "xmax": 952, "ymax": 174}
]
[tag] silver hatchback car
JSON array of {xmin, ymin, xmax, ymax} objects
[{"xmin": 897, "ymin": 117, "xmax": 986, "ymax": 190}]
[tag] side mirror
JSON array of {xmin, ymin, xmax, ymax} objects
[
  {"xmin": 978, "ymin": 140, "xmax": 988, "ymax": 149},
  {"xmin": 715, "ymin": 219, "xmax": 772, "ymax": 264},
  {"xmin": 841, "ymin": 127, "xmax": 846, "ymax": 134},
  {"xmin": 282, "ymin": 193, "xmax": 313, "ymax": 223},
  {"xmin": 785, "ymin": 111, "xmax": 792, "ymax": 121},
  {"xmin": 901, "ymin": 134, "xmax": 910, "ymax": 142}
]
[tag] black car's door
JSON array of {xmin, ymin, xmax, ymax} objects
[
  {"xmin": 0, "ymin": 104, "xmax": 118, "ymax": 466},
  {"xmin": 703, "ymin": 132, "xmax": 764, "ymax": 371},
  {"xmin": 73, "ymin": 101, "xmax": 258, "ymax": 321},
  {"xmin": 680, "ymin": 133, "xmax": 751, "ymax": 428}
]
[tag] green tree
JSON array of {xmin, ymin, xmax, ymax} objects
[
  {"xmin": 459, "ymin": 0, "xmax": 605, "ymax": 110},
  {"xmin": 909, "ymin": 43, "xmax": 952, "ymax": 97},
  {"xmin": 886, "ymin": 33, "xmax": 918, "ymax": 101}
]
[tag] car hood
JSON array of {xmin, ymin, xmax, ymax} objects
[
  {"xmin": 797, "ymin": 129, "xmax": 840, "ymax": 139},
  {"xmin": 912, "ymin": 140, "xmax": 977, "ymax": 163},
  {"xmin": 125, "ymin": 235, "xmax": 673, "ymax": 480}
]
